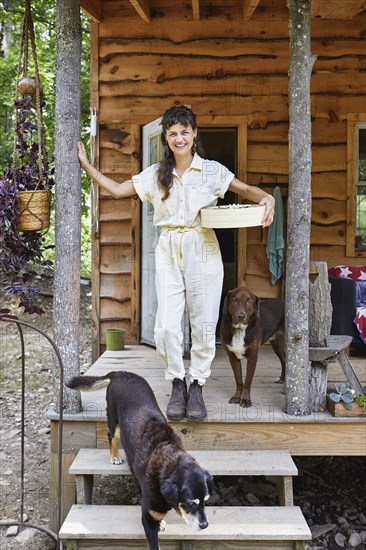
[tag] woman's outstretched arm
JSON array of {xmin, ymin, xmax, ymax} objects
[{"xmin": 78, "ymin": 141, "xmax": 136, "ymax": 199}]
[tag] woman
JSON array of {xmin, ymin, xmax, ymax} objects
[{"xmin": 78, "ymin": 105, "xmax": 275, "ymax": 422}]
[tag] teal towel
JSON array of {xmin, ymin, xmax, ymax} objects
[{"xmin": 266, "ymin": 186, "xmax": 285, "ymax": 285}]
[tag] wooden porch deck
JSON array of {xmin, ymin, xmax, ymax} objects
[
  {"xmin": 50, "ymin": 344, "xmax": 364, "ymax": 530},
  {"xmin": 60, "ymin": 344, "xmax": 366, "ymax": 455}
]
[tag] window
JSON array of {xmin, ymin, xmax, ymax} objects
[
  {"xmin": 356, "ymin": 126, "xmax": 366, "ymax": 249},
  {"xmin": 347, "ymin": 114, "xmax": 366, "ymax": 256}
]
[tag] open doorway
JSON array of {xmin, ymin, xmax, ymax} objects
[
  {"xmin": 140, "ymin": 121, "xmax": 240, "ymax": 345},
  {"xmin": 199, "ymin": 127, "xmax": 238, "ymax": 332}
]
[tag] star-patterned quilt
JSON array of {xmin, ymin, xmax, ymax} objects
[{"xmin": 328, "ymin": 265, "xmax": 366, "ymax": 344}]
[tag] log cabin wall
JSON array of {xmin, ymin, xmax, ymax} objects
[{"xmin": 87, "ymin": 0, "xmax": 366, "ymax": 355}]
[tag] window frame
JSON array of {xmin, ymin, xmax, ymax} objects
[{"xmin": 346, "ymin": 113, "xmax": 366, "ymax": 257}]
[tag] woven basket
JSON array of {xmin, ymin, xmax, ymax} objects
[{"xmin": 17, "ymin": 189, "xmax": 51, "ymax": 231}]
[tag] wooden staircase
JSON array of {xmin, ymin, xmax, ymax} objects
[{"xmin": 59, "ymin": 448, "xmax": 311, "ymax": 550}]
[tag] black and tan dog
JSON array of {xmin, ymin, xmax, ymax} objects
[
  {"xmin": 66, "ymin": 371, "xmax": 213, "ymax": 550},
  {"xmin": 220, "ymin": 287, "xmax": 285, "ymax": 407}
]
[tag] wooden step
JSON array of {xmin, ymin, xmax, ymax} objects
[
  {"xmin": 70, "ymin": 448, "xmax": 297, "ymax": 506},
  {"xmin": 70, "ymin": 448, "xmax": 297, "ymax": 476},
  {"xmin": 59, "ymin": 505, "xmax": 311, "ymax": 550}
]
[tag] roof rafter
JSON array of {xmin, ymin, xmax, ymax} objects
[
  {"xmin": 243, "ymin": 0, "xmax": 261, "ymax": 20},
  {"xmin": 129, "ymin": 0, "xmax": 150, "ymax": 22},
  {"xmin": 80, "ymin": 0, "xmax": 101, "ymax": 22},
  {"xmin": 192, "ymin": 0, "xmax": 200, "ymax": 21}
]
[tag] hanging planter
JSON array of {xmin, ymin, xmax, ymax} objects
[
  {"xmin": 0, "ymin": 0, "xmax": 54, "ymax": 315},
  {"xmin": 2, "ymin": 94, "xmax": 54, "ymax": 235},
  {"xmin": 14, "ymin": 0, "xmax": 53, "ymax": 231},
  {"xmin": 17, "ymin": 188, "xmax": 51, "ymax": 231},
  {"xmin": 18, "ymin": 75, "xmax": 37, "ymax": 95},
  {"xmin": 8, "ymin": 0, "xmax": 54, "ymax": 231}
]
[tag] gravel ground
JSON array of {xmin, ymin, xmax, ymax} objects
[{"xmin": 0, "ymin": 274, "xmax": 365, "ymax": 549}]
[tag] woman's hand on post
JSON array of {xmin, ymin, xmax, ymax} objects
[
  {"xmin": 76, "ymin": 140, "xmax": 136, "ymax": 199},
  {"xmin": 78, "ymin": 141, "xmax": 90, "ymax": 169},
  {"xmin": 259, "ymin": 194, "xmax": 275, "ymax": 227}
]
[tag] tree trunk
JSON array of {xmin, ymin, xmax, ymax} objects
[
  {"xmin": 285, "ymin": 0, "xmax": 317, "ymax": 416},
  {"xmin": 53, "ymin": 0, "xmax": 82, "ymax": 413},
  {"xmin": 0, "ymin": 1, "xmax": 15, "ymax": 58}
]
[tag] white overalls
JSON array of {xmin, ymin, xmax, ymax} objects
[{"xmin": 133, "ymin": 154, "xmax": 234, "ymax": 385}]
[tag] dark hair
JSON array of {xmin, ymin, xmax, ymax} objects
[{"xmin": 157, "ymin": 105, "xmax": 204, "ymax": 200}]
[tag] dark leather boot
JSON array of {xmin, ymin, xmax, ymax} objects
[
  {"xmin": 186, "ymin": 380, "xmax": 207, "ymax": 421},
  {"xmin": 166, "ymin": 378, "xmax": 187, "ymax": 420}
]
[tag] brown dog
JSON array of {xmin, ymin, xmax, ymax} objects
[{"xmin": 220, "ymin": 287, "xmax": 285, "ymax": 407}]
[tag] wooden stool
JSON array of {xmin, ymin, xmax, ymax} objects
[{"xmin": 309, "ymin": 335, "xmax": 364, "ymax": 412}]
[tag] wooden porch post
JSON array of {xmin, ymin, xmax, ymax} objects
[
  {"xmin": 53, "ymin": 0, "xmax": 82, "ymax": 413},
  {"xmin": 285, "ymin": 0, "xmax": 317, "ymax": 415}
]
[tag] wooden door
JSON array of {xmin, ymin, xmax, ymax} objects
[
  {"xmin": 140, "ymin": 118, "xmax": 190, "ymax": 352},
  {"xmin": 140, "ymin": 117, "xmax": 162, "ymax": 345}
]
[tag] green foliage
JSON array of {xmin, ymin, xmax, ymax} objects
[
  {"xmin": 329, "ymin": 383, "xmax": 355, "ymax": 411},
  {"xmin": 0, "ymin": 0, "xmax": 57, "ymax": 168},
  {"xmin": 354, "ymin": 395, "xmax": 366, "ymax": 412},
  {"xmin": 0, "ymin": 1, "xmax": 92, "ymax": 278}
]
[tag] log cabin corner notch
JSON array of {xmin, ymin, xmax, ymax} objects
[{"xmin": 79, "ymin": 0, "xmax": 366, "ymax": 358}]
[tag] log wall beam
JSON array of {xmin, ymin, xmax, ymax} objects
[{"xmin": 129, "ymin": 0, "xmax": 150, "ymax": 22}]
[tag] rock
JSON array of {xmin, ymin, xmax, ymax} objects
[
  {"xmin": 38, "ymin": 427, "xmax": 50, "ymax": 435},
  {"xmin": 206, "ymin": 491, "xmax": 220, "ymax": 505},
  {"xmin": 15, "ymin": 527, "xmax": 35, "ymax": 544},
  {"xmin": 6, "ymin": 525, "xmax": 19, "ymax": 537},
  {"xmin": 246, "ymin": 492, "xmax": 260, "ymax": 504},
  {"xmin": 219, "ymin": 485, "xmax": 236, "ymax": 500},
  {"xmin": 2, "ymin": 429, "xmax": 20, "ymax": 440},
  {"xmin": 311, "ymin": 524, "xmax": 336, "ymax": 539},
  {"xmin": 335, "ymin": 532, "xmax": 346, "ymax": 547},
  {"xmin": 338, "ymin": 516, "xmax": 350, "ymax": 529},
  {"xmin": 348, "ymin": 532, "xmax": 362, "ymax": 547},
  {"xmin": 358, "ymin": 513, "xmax": 366, "ymax": 525}
]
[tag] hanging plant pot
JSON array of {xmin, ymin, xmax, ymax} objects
[
  {"xmin": 16, "ymin": 189, "xmax": 51, "ymax": 231},
  {"xmin": 17, "ymin": 75, "xmax": 41, "ymax": 95}
]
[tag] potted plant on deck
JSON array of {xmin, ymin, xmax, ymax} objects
[
  {"xmin": 0, "ymin": 97, "xmax": 54, "ymax": 315},
  {"xmin": 327, "ymin": 383, "xmax": 366, "ymax": 417}
]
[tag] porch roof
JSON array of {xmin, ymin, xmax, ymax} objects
[{"xmin": 80, "ymin": 0, "xmax": 366, "ymax": 24}]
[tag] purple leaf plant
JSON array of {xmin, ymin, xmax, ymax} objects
[{"xmin": 0, "ymin": 97, "xmax": 54, "ymax": 315}]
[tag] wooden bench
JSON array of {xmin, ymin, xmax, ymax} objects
[
  {"xmin": 69, "ymin": 448, "xmax": 298, "ymax": 506},
  {"xmin": 59, "ymin": 504, "xmax": 311, "ymax": 550}
]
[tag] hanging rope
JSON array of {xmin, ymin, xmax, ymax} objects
[{"xmin": 13, "ymin": 0, "xmax": 44, "ymax": 191}]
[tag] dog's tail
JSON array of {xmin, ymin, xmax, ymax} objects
[{"xmin": 66, "ymin": 374, "xmax": 111, "ymax": 392}]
